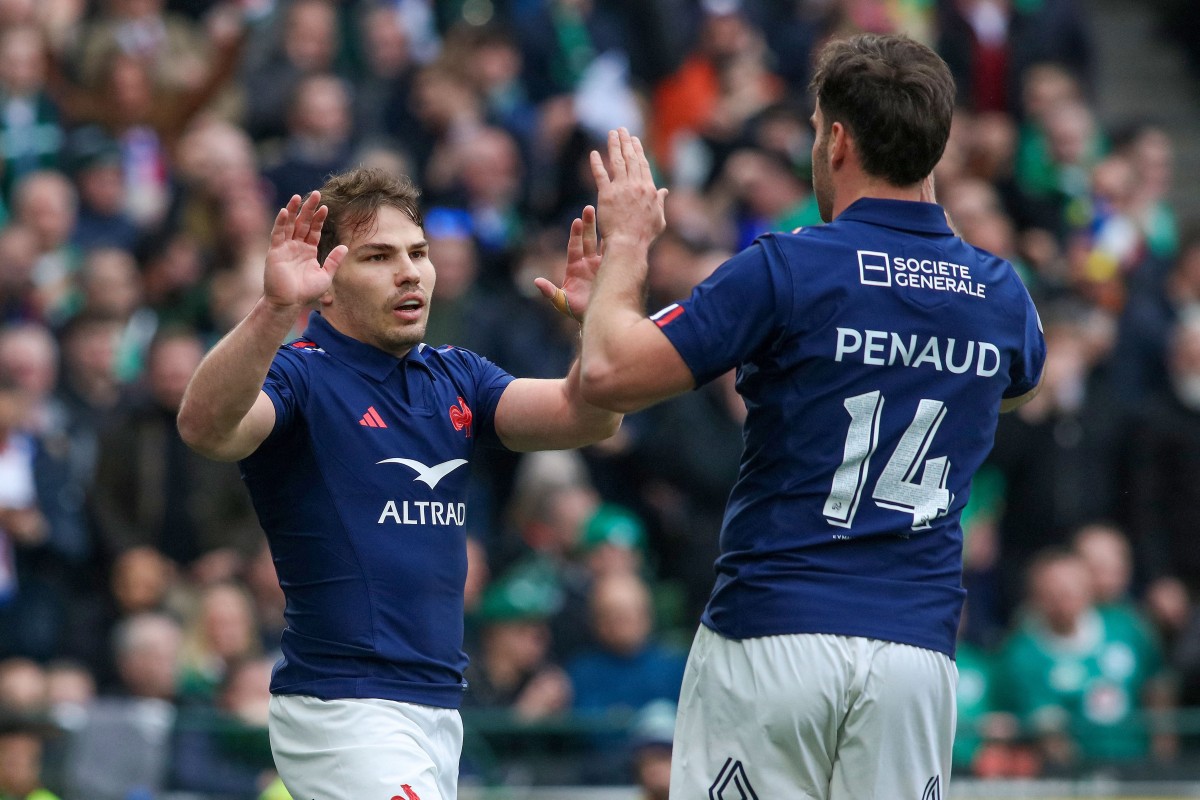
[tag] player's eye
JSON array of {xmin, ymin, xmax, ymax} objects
[
  {"xmin": 368, "ymin": 253, "xmax": 388, "ymax": 262},
  {"xmin": 411, "ymin": 250, "xmax": 427, "ymax": 260}
]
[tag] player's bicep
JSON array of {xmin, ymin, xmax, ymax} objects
[{"xmin": 580, "ymin": 317, "xmax": 695, "ymax": 413}]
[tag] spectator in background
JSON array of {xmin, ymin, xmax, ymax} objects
[
  {"xmin": 566, "ymin": 572, "xmax": 686, "ymax": 721},
  {"xmin": 89, "ymin": 327, "xmax": 263, "ymax": 579},
  {"xmin": 717, "ymin": 146, "xmax": 820, "ymax": 249},
  {"xmin": 136, "ymin": 230, "xmax": 211, "ymax": 333},
  {"xmin": 1109, "ymin": 230, "xmax": 1200, "ymax": 412},
  {"xmin": 169, "ymin": 656, "xmax": 279, "ymax": 796},
  {"xmin": 54, "ymin": 313, "xmax": 123, "ymax": 446},
  {"xmin": 74, "ymin": 0, "xmax": 211, "ymax": 98},
  {"xmin": 987, "ymin": 302, "xmax": 1120, "ymax": 616},
  {"xmin": 418, "ymin": 207, "xmax": 483, "ymax": 348},
  {"xmin": 11, "ymin": 171, "xmax": 79, "ymax": 325},
  {"xmin": 1123, "ymin": 310, "xmax": 1200, "ymax": 605},
  {"xmin": 651, "ymin": 0, "xmax": 783, "ymax": 185},
  {"xmin": 262, "ymin": 73, "xmax": 356, "ymax": 210},
  {"xmin": 52, "ymin": 5, "xmax": 247, "ymax": 230},
  {"xmin": 619, "ymin": 367, "xmax": 742, "ymax": 628},
  {"xmin": 170, "ymin": 118, "xmax": 263, "ymax": 256},
  {"xmin": 63, "ymin": 126, "xmax": 139, "ymax": 252},
  {"xmin": 994, "ymin": 549, "xmax": 1174, "ymax": 772},
  {"xmin": 445, "ymin": 126, "xmax": 528, "ymax": 277},
  {"xmin": 177, "ymin": 581, "xmax": 261, "ymax": 704},
  {"xmin": 350, "ymin": 2, "xmax": 419, "ymax": 147},
  {"xmin": 1116, "ymin": 122, "xmax": 1178, "ymax": 263},
  {"xmin": 76, "ymin": 246, "xmax": 153, "ymax": 382},
  {"xmin": 954, "ymin": 609, "xmax": 1033, "ymax": 778},
  {"xmin": 0, "ymin": 324, "xmax": 101, "ymax": 663},
  {"xmin": 936, "ymin": 0, "xmax": 1092, "ymax": 116},
  {"xmin": 513, "ymin": 0, "xmax": 630, "ymax": 106},
  {"xmin": 494, "ymin": 450, "xmax": 599, "ymax": 661},
  {"xmin": 566, "ymin": 572, "xmax": 686, "ymax": 779},
  {"xmin": 451, "ymin": 23, "xmax": 538, "ymax": 154},
  {"xmin": 463, "ymin": 571, "xmax": 571, "ymax": 721},
  {"xmin": 0, "ymin": 25, "xmax": 63, "ymax": 204},
  {"xmin": 0, "ymin": 225, "xmax": 41, "ymax": 324},
  {"xmin": 576, "ymin": 504, "xmax": 647, "ymax": 584},
  {"xmin": 0, "ymin": 659, "xmax": 46, "ymax": 713},
  {"xmin": 81, "ymin": 545, "xmax": 181, "ymax": 684},
  {"xmin": 240, "ymin": 0, "xmax": 343, "ymax": 142},
  {"xmin": 0, "ymin": 378, "xmax": 51, "ymax": 657},
  {"xmin": 0, "ymin": 710, "xmax": 64, "ymax": 800},
  {"xmin": 627, "ymin": 699, "xmax": 675, "ymax": 800},
  {"xmin": 62, "ymin": 612, "xmax": 182, "ymax": 800}
]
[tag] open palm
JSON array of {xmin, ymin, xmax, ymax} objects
[
  {"xmin": 263, "ymin": 192, "xmax": 347, "ymax": 308},
  {"xmin": 535, "ymin": 204, "xmax": 603, "ymax": 321}
]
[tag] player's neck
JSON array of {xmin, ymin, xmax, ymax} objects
[{"xmin": 830, "ymin": 174, "xmax": 923, "ymax": 220}]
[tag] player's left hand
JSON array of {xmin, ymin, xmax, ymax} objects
[
  {"xmin": 590, "ymin": 127, "xmax": 668, "ymax": 250},
  {"xmin": 534, "ymin": 205, "xmax": 601, "ymax": 323}
]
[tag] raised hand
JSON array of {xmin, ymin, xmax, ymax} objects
[
  {"xmin": 534, "ymin": 205, "xmax": 603, "ymax": 322},
  {"xmin": 263, "ymin": 192, "xmax": 347, "ymax": 309},
  {"xmin": 589, "ymin": 127, "xmax": 668, "ymax": 249}
]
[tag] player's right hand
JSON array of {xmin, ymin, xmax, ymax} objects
[
  {"xmin": 263, "ymin": 191, "xmax": 347, "ymax": 309},
  {"xmin": 589, "ymin": 127, "xmax": 668, "ymax": 251}
]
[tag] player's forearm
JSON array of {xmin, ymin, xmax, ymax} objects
[
  {"xmin": 177, "ymin": 298, "xmax": 297, "ymax": 456},
  {"xmin": 496, "ymin": 360, "xmax": 622, "ymax": 452},
  {"xmin": 580, "ymin": 238, "xmax": 651, "ymax": 402},
  {"xmin": 560, "ymin": 357, "xmax": 623, "ymax": 446}
]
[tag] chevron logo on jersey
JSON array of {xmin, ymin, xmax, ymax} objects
[
  {"xmin": 708, "ymin": 757, "xmax": 758, "ymax": 800},
  {"xmin": 922, "ymin": 775, "xmax": 942, "ymax": 800}
]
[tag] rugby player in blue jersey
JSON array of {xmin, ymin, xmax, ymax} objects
[
  {"xmin": 176, "ymin": 168, "xmax": 620, "ymax": 800},
  {"xmin": 579, "ymin": 34, "xmax": 1046, "ymax": 800}
]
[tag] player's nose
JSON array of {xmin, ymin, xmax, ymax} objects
[{"xmin": 394, "ymin": 256, "xmax": 421, "ymax": 285}]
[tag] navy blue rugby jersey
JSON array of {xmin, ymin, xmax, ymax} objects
[
  {"xmin": 654, "ymin": 198, "xmax": 1045, "ymax": 658},
  {"xmin": 240, "ymin": 311, "xmax": 514, "ymax": 708}
]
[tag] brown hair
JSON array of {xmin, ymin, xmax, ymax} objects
[
  {"xmin": 810, "ymin": 34, "xmax": 955, "ymax": 186},
  {"xmin": 316, "ymin": 167, "xmax": 423, "ymax": 263}
]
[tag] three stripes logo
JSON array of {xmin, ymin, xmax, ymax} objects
[
  {"xmin": 709, "ymin": 757, "xmax": 758, "ymax": 800},
  {"xmin": 359, "ymin": 406, "xmax": 388, "ymax": 428},
  {"xmin": 922, "ymin": 775, "xmax": 941, "ymax": 800}
]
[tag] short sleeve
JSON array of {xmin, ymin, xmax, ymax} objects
[
  {"xmin": 444, "ymin": 347, "xmax": 515, "ymax": 447},
  {"xmin": 652, "ymin": 237, "xmax": 790, "ymax": 387},
  {"xmin": 260, "ymin": 348, "xmax": 312, "ymax": 439},
  {"xmin": 1004, "ymin": 289, "xmax": 1046, "ymax": 399}
]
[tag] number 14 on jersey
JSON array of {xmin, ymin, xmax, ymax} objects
[{"xmin": 823, "ymin": 390, "xmax": 953, "ymax": 531}]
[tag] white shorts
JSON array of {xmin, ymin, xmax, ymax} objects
[
  {"xmin": 268, "ymin": 694, "xmax": 463, "ymax": 800},
  {"xmin": 671, "ymin": 626, "xmax": 957, "ymax": 800}
]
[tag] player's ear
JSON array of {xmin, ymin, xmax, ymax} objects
[{"xmin": 829, "ymin": 121, "xmax": 849, "ymax": 166}]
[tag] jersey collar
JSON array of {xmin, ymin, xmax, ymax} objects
[
  {"xmin": 835, "ymin": 198, "xmax": 953, "ymax": 235},
  {"xmin": 302, "ymin": 311, "xmax": 434, "ymax": 382}
]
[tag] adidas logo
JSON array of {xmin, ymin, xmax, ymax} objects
[{"xmin": 359, "ymin": 406, "xmax": 388, "ymax": 428}]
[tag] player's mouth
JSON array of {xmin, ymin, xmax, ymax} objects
[{"xmin": 391, "ymin": 293, "xmax": 425, "ymax": 322}]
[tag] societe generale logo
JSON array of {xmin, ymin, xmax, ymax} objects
[{"xmin": 857, "ymin": 250, "xmax": 892, "ymax": 286}]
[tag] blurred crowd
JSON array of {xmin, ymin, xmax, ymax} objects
[{"xmin": 0, "ymin": 0, "xmax": 1194, "ymax": 797}]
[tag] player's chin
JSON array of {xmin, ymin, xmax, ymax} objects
[{"xmin": 385, "ymin": 324, "xmax": 427, "ymax": 349}]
